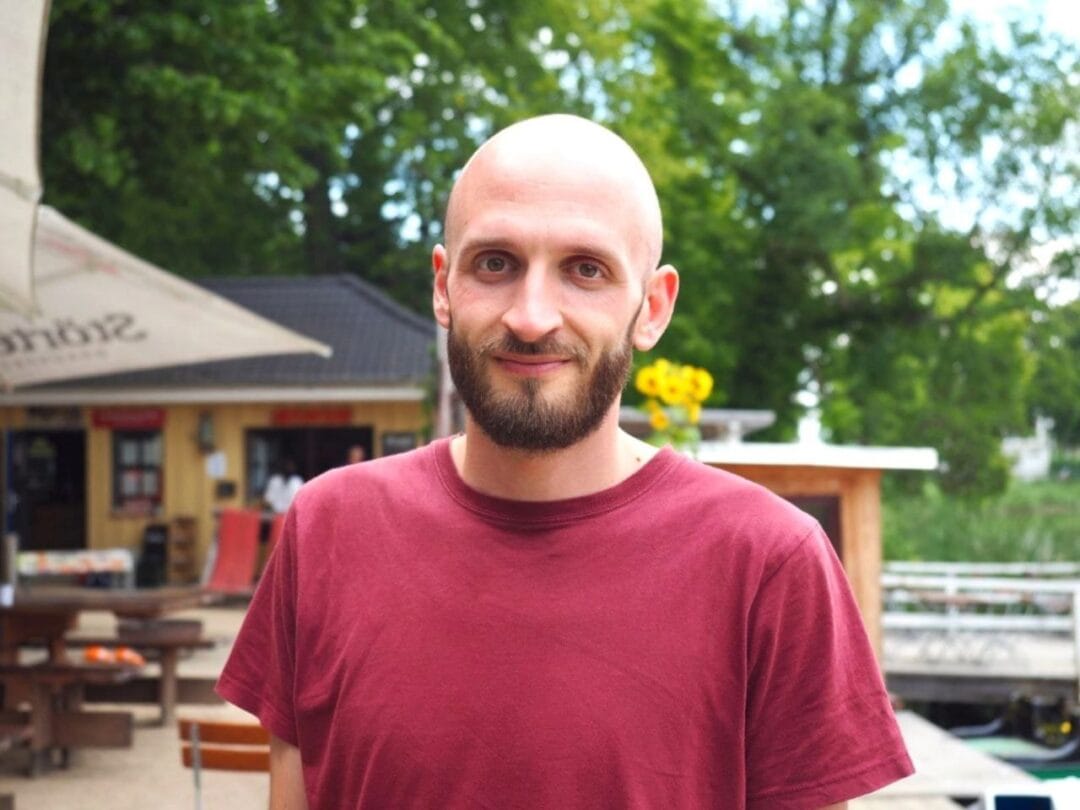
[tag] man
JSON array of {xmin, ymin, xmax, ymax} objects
[
  {"xmin": 218, "ymin": 115, "xmax": 913, "ymax": 809},
  {"xmin": 262, "ymin": 458, "xmax": 303, "ymax": 515}
]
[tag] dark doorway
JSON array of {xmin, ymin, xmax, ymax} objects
[
  {"xmin": 5, "ymin": 430, "xmax": 87, "ymax": 551},
  {"xmin": 245, "ymin": 426, "xmax": 374, "ymax": 502},
  {"xmin": 785, "ymin": 495, "xmax": 842, "ymax": 560}
]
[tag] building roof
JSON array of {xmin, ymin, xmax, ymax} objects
[
  {"xmin": 27, "ymin": 275, "xmax": 435, "ymax": 391},
  {"xmin": 697, "ymin": 440, "xmax": 939, "ymax": 471}
]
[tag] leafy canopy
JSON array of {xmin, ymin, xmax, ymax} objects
[{"xmin": 41, "ymin": 0, "xmax": 1079, "ymax": 495}]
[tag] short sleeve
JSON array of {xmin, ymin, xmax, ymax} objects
[
  {"xmin": 745, "ymin": 525, "xmax": 913, "ymax": 808},
  {"xmin": 215, "ymin": 506, "xmax": 300, "ymax": 745}
]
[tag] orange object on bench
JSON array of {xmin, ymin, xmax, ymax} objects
[
  {"xmin": 205, "ymin": 509, "xmax": 262, "ymax": 595},
  {"xmin": 82, "ymin": 645, "xmax": 146, "ymax": 667}
]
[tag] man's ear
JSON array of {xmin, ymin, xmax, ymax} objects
[
  {"xmin": 432, "ymin": 244, "xmax": 451, "ymax": 329},
  {"xmin": 633, "ymin": 264, "xmax": 679, "ymax": 351}
]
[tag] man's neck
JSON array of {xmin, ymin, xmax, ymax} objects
[{"xmin": 450, "ymin": 412, "xmax": 660, "ymax": 502}]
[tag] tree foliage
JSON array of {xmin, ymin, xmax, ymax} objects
[
  {"xmin": 40, "ymin": 0, "xmax": 1079, "ymax": 494},
  {"xmin": 1027, "ymin": 300, "xmax": 1080, "ymax": 448}
]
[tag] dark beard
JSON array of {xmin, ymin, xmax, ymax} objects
[{"xmin": 447, "ymin": 323, "xmax": 634, "ymax": 453}]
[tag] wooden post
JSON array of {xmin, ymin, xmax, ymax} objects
[
  {"xmin": 841, "ymin": 470, "xmax": 882, "ymax": 658},
  {"xmin": 158, "ymin": 647, "xmax": 180, "ymax": 725}
]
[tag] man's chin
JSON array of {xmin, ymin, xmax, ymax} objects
[
  {"xmin": 475, "ymin": 417, "xmax": 598, "ymax": 454},
  {"xmin": 486, "ymin": 433, "xmax": 568, "ymax": 456}
]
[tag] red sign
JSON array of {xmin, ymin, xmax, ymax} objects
[
  {"xmin": 91, "ymin": 407, "xmax": 165, "ymax": 430},
  {"xmin": 270, "ymin": 407, "xmax": 352, "ymax": 427}
]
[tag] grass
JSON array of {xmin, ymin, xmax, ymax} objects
[{"xmin": 883, "ymin": 477, "xmax": 1080, "ymax": 562}]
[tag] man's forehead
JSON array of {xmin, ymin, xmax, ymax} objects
[
  {"xmin": 463, "ymin": 114, "xmax": 642, "ymax": 172},
  {"xmin": 465, "ymin": 121, "xmax": 652, "ymax": 201}
]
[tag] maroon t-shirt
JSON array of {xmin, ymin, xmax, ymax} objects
[{"xmin": 218, "ymin": 439, "xmax": 912, "ymax": 808}]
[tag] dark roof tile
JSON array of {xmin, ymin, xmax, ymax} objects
[{"xmin": 40, "ymin": 275, "xmax": 435, "ymax": 389}]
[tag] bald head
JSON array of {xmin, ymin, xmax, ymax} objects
[{"xmin": 444, "ymin": 115, "xmax": 664, "ymax": 274}]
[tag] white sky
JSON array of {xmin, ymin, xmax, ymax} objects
[{"xmin": 949, "ymin": 0, "xmax": 1077, "ymax": 42}]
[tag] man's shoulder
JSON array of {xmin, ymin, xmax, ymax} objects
[
  {"xmin": 669, "ymin": 456, "xmax": 813, "ymax": 522},
  {"xmin": 647, "ymin": 458, "xmax": 838, "ymax": 600}
]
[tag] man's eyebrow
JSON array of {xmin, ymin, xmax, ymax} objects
[
  {"xmin": 455, "ymin": 237, "xmax": 519, "ymax": 256},
  {"xmin": 560, "ymin": 243, "xmax": 623, "ymax": 268}
]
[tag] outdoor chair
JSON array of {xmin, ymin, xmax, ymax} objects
[
  {"xmin": 178, "ymin": 717, "xmax": 270, "ymax": 810},
  {"xmin": 203, "ymin": 508, "xmax": 262, "ymax": 596}
]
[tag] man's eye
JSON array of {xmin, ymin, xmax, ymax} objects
[
  {"xmin": 575, "ymin": 261, "xmax": 602, "ymax": 279},
  {"xmin": 480, "ymin": 255, "xmax": 508, "ymax": 273}
]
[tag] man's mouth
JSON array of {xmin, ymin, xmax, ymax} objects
[{"xmin": 492, "ymin": 354, "xmax": 571, "ymax": 377}]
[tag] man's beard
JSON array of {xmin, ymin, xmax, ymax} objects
[{"xmin": 447, "ymin": 321, "xmax": 634, "ymax": 453}]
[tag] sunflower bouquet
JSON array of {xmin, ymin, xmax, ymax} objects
[{"xmin": 634, "ymin": 359, "xmax": 713, "ymax": 454}]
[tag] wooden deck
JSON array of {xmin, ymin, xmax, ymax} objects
[
  {"xmin": 859, "ymin": 710, "xmax": 1037, "ymax": 808},
  {"xmin": 884, "ymin": 630, "xmax": 1078, "ymax": 704},
  {"xmin": 854, "ymin": 798, "xmax": 961, "ymax": 809}
]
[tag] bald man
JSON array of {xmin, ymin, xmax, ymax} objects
[{"xmin": 218, "ymin": 115, "xmax": 913, "ymax": 809}]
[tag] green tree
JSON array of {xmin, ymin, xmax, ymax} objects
[
  {"xmin": 40, "ymin": 0, "xmax": 1079, "ymax": 494},
  {"xmin": 41, "ymin": 0, "xmax": 581, "ymax": 310},
  {"xmin": 589, "ymin": 0, "xmax": 1077, "ymax": 494},
  {"xmin": 43, "ymin": 1, "xmax": 307, "ymax": 275},
  {"xmin": 1027, "ymin": 300, "xmax": 1080, "ymax": 448}
]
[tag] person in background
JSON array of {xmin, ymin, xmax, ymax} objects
[
  {"xmin": 262, "ymin": 458, "xmax": 302, "ymax": 515},
  {"xmin": 219, "ymin": 114, "xmax": 913, "ymax": 809},
  {"xmin": 346, "ymin": 445, "xmax": 366, "ymax": 464}
]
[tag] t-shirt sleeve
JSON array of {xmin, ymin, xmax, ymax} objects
[
  {"xmin": 215, "ymin": 506, "xmax": 300, "ymax": 745},
  {"xmin": 745, "ymin": 524, "xmax": 913, "ymax": 808}
]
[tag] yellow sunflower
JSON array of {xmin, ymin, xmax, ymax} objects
[
  {"xmin": 635, "ymin": 366, "xmax": 662, "ymax": 397},
  {"xmin": 649, "ymin": 408, "xmax": 671, "ymax": 431}
]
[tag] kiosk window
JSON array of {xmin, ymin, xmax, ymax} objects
[{"xmin": 112, "ymin": 431, "xmax": 163, "ymax": 513}]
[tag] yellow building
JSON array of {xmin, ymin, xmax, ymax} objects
[{"xmin": 0, "ymin": 276, "xmax": 434, "ymax": 579}]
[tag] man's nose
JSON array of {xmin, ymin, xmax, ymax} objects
[{"xmin": 500, "ymin": 266, "xmax": 563, "ymax": 343}]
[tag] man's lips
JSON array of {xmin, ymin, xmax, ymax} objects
[{"xmin": 492, "ymin": 354, "xmax": 571, "ymax": 377}]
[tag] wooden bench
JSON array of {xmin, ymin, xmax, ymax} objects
[
  {"xmin": 64, "ymin": 619, "xmax": 217, "ymax": 725},
  {"xmin": 63, "ymin": 634, "xmax": 215, "ymax": 656},
  {"xmin": 0, "ymin": 661, "xmax": 138, "ymax": 774},
  {"xmin": 19, "ymin": 618, "xmax": 218, "ymax": 726}
]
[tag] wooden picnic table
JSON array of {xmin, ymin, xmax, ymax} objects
[
  {"xmin": 0, "ymin": 585, "xmax": 222, "ymax": 772},
  {"xmin": 2, "ymin": 584, "xmax": 218, "ymax": 619}
]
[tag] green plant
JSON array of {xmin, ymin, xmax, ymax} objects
[{"xmin": 883, "ymin": 478, "xmax": 1080, "ymax": 562}]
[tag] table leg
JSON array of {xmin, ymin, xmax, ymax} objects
[
  {"xmin": 26, "ymin": 681, "xmax": 53, "ymax": 777},
  {"xmin": 159, "ymin": 648, "xmax": 179, "ymax": 725},
  {"xmin": 59, "ymin": 680, "xmax": 85, "ymax": 769}
]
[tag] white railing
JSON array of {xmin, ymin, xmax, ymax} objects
[
  {"xmin": 884, "ymin": 561, "xmax": 1080, "ymax": 578},
  {"xmin": 881, "ymin": 561, "xmax": 1080, "ymax": 698}
]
